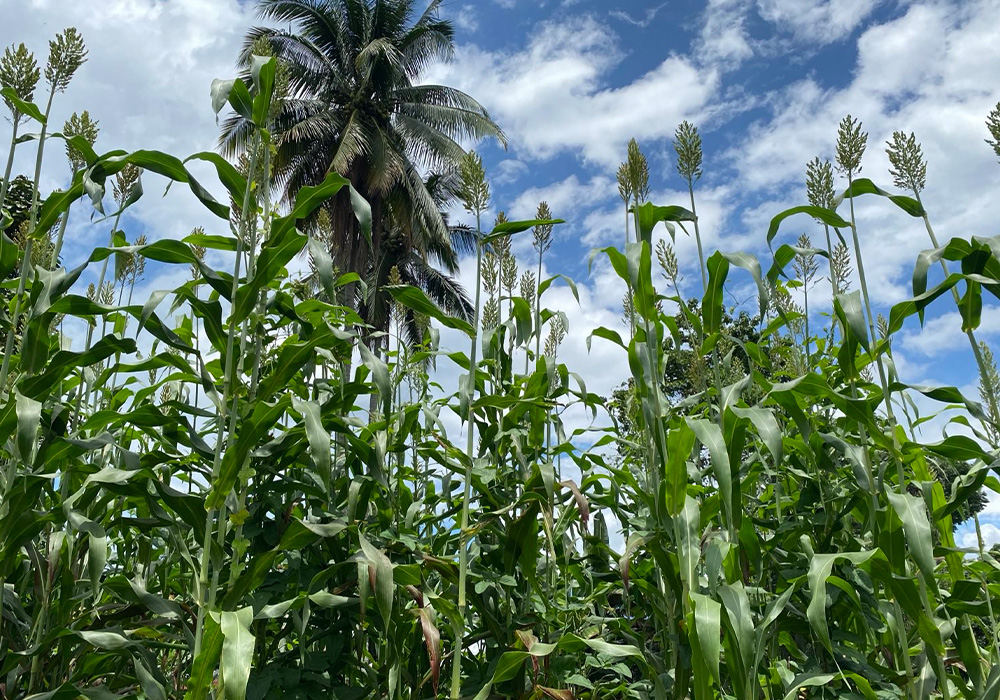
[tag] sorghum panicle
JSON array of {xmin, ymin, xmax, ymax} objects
[
  {"xmin": 835, "ymin": 114, "xmax": 867, "ymax": 176},
  {"xmin": 885, "ymin": 131, "xmax": 927, "ymax": 194},
  {"xmin": 533, "ymin": 201, "xmax": 552, "ymax": 255},
  {"xmin": 806, "ymin": 157, "xmax": 835, "ymax": 209},
  {"xmin": 674, "ymin": 120, "xmax": 703, "ymax": 183},
  {"xmin": 45, "ymin": 28, "xmax": 87, "ymax": 94},
  {"xmin": 0, "ymin": 43, "xmax": 40, "ymax": 118},
  {"xmin": 63, "ymin": 110, "xmax": 99, "ymax": 171}
]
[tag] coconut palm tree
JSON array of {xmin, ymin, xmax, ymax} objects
[
  {"xmin": 221, "ymin": 0, "xmax": 504, "ymax": 340},
  {"xmin": 360, "ymin": 170, "xmax": 476, "ymax": 351}
]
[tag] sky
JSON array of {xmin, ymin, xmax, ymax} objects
[{"xmin": 4, "ymin": 0, "xmax": 1000, "ymax": 545}]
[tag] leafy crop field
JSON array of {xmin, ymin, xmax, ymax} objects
[{"xmin": 4, "ymin": 3, "xmax": 1000, "ymax": 700}]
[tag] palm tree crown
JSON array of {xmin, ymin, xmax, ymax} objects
[{"xmin": 222, "ymin": 0, "xmax": 505, "ymax": 335}]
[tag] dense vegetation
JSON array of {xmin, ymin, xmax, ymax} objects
[{"xmin": 5, "ymin": 3, "xmax": 1000, "ymax": 700}]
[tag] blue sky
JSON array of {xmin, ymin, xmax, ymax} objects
[{"xmin": 5, "ymin": 0, "xmax": 1000, "ymax": 544}]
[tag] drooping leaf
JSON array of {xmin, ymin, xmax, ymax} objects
[
  {"xmin": 835, "ymin": 177, "xmax": 925, "ymax": 217},
  {"xmin": 219, "ymin": 607, "xmax": 256, "ymax": 700},
  {"xmin": 766, "ymin": 206, "xmax": 850, "ymax": 247}
]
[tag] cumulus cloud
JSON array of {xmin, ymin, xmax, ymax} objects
[
  {"xmin": 507, "ymin": 175, "xmax": 614, "ymax": 221},
  {"xmin": 451, "ymin": 5, "xmax": 479, "ymax": 33},
  {"xmin": 756, "ymin": 0, "xmax": 881, "ymax": 44},
  {"xmin": 697, "ymin": 0, "xmax": 755, "ymax": 67},
  {"xmin": 425, "ymin": 14, "xmax": 720, "ymax": 167},
  {"xmin": 493, "ymin": 159, "xmax": 530, "ymax": 186},
  {"xmin": 901, "ymin": 308, "xmax": 1000, "ymax": 357},
  {"xmin": 961, "ymin": 522, "xmax": 1000, "ymax": 549}
]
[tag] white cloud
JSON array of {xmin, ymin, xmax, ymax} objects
[
  {"xmin": 901, "ymin": 307, "xmax": 1000, "ymax": 357},
  {"xmin": 756, "ymin": 0, "xmax": 881, "ymax": 44},
  {"xmin": 609, "ymin": 3, "xmax": 669, "ymax": 28},
  {"xmin": 961, "ymin": 522, "xmax": 1000, "ymax": 549},
  {"xmin": 494, "ymin": 158, "xmax": 529, "ymax": 186},
  {"xmin": 452, "ymin": 5, "xmax": 479, "ymax": 33},
  {"xmin": 507, "ymin": 174, "xmax": 614, "ymax": 221},
  {"xmin": 427, "ymin": 14, "xmax": 720, "ymax": 167},
  {"xmin": 697, "ymin": 0, "xmax": 755, "ymax": 67}
]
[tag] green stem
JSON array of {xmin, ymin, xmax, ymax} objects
[
  {"xmin": 49, "ymin": 181, "xmax": 73, "ymax": 267},
  {"xmin": 803, "ymin": 281, "xmax": 810, "ymax": 371},
  {"xmin": 535, "ymin": 243, "xmax": 544, "ymax": 370},
  {"xmin": 688, "ymin": 182, "xmax": 708, "ymax": 293},
  {"xmin": 847, "ymin": 173, "xmax": 924, "ymax": 692},
  {"xmin": 0, "ymin": 119, "xmax": 20, "ymax": 211},
  {"xmin": 193, "ymin": 142, "xmax": 259, "ymax": 658},
  {"xmin": 0, "ymin": 88, "xmax": 55, "ymax": 393},
  {"xmin": 452, "ymin": 208, "xmax": 483, "ymax": 700},
  {"xmin": 846, "ymin": 174, "xmax": 906, "ymax": 487},
  {"xmin": 688, "ymin": 180, "xmax": 725, "ymax": 418},
  {"xmin": 915, "ymin": 190, "xmax": 1000, "ymax": 661},
  {"xmin": 228, "ymin": 136, "xmax": 272, "ymax": 589}
]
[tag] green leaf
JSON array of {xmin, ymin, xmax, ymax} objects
[
  {"xmin": 676, "ymin": 496, "xmax": 701, "ymax": 598},
  {"xmin": 492, "ymin": 651, "xmax": 529, "ymax": 683},
  {"xmin": 134, "ymin": 657, "xmax": 168, "ymax": 700},
  {"xmin": 210, "ymin": 78, "xmax": 236, "ymax": 116},
  {"xmin": 781, "ymin": 672, "xmax": 840, "ymax": 700},
  {"xmin": 385, "ymin": 284, "xmax": 474, "ymax": 336},
  {"xmin": 75, "ymin": 629, "xmax": 138, "ymax": 651},
  {"xmin": 807, "ymin": 551, "xmax": 877, "ymax": 652},
  {"xmin": 227, "ymin": 79, "xmax": 253, "ymax": 122},
  {"xmin": 537, "ymin": 274, "xmax": 580, "ymax": 304},
  {"xmin": 687, "ymin": 419, "xmax": 733, "ymax": 530},
  {"xmin": 183, "ymin": 152, "xmax": 247, "ymax": 206},
  {"xmin": 834, "ymin": 290, "xmax": 869, "ymax": 378},
  {"xmin": 575, "ymin": 636, "xmax": 642, "ymax": 659},
  {"xmin": 885, "ymin": 489, "xmax": 937, "ymax": 589},
  {"xmin": 891, "ymin": 272, "xmax": 964, "ymax": 333},
  {"xmin": 703, "ymin": 252, "xmax": 729, "ymax": 334},
  {"xmin": 835, "ymin": 177, "xmax": 925, "ymax": 217},
  {"xmin": 14, "ymin": 390, "xmax": 40, "ymax": 465},
  {"xmin": 766, "ymin": 206, "xmax": 850, "ymax": 247},
  {"xmin": 689, "ymin": 592, "xmax": 722, "ymax": 686},
  {"xmin": 631, "ymin": 202, "xmax": 696, "ymax": 246},
  {"xmin": 219, "ymin": 607, "xmax": 255, "ymax": 700},
  {"xmin": 250, "ymin": 55, "xmax": 276, "ymax": 126},
  {"xmin": 307, "ymin": 235, "xmax": 336, "ymax": 300},
  {"xmin": 292, "ymin": 398, "xmax": 332, "ymax": 494},
  {"xmin": 359, "ymin": 341, "xmax": 391, "ymax": 409},
  {"xmin": 922, "ymin": 434, "xmax": 992, "ymax": 462},
  {"xmin": 721, "ymin": 251, "xmax": 769, "ymax": 319},
  {"xmin": 819, "ymin": 432, "xmax": 872, "ymax": 493},
  {"xmin": 718, "ymin": 582, "xmax": 754, "ymax": 696},
  {"xmin": 1, "ymin": 87, "xmax": 45, "ymax": 124},
  {"xmin": 482, "ymin": 218, "xmax": 564, "ymax": 243},
  {"xmin": 665, "ymin": 422, "xmax": 696, "ymax": 516},
  {"xmin": 729, "ymin": 406, "xmax": 782, "ymax": 466},
  {"xmin": 835, "ymin": 290, "xmax": 870, "ymax": 352},
  {"xmin": 358, "ymin": 533, "xmax": 394, "ymax": 622}
]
